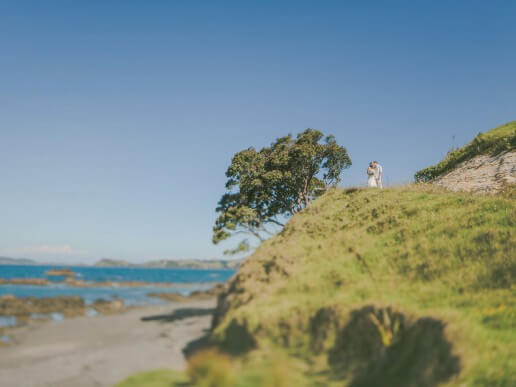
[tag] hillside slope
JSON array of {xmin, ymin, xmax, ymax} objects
[
  {"xmin": 415, "ymin": 121, "xmax": 516, "ymax": 192},
  {"xmin": 210, "ymin": 186, "xmax": 515, "ymax": 386}
]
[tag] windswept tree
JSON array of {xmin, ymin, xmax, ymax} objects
[{"xmin": 213, "ymin": 129, "xmax": 351, "ymax": 253}]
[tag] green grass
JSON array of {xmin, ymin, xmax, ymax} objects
[
  {"xmin": 115, "ymin": 369, "xmax": 188, "ymax": 387},
  {"xmin": 118, "ymin": 184, "xmax": 515, "ymax": 386},
  {"xmin": 414, "ymin": 121, "xmax": 516, "ymax": 182},
  {"xmin": 211, "ymin": 185, "xmax": 515, "ymax": 386}
]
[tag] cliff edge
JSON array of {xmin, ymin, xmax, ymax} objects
[{"xmin": 415, "ymin": 121, "xmax": 516, "ymax": 194}]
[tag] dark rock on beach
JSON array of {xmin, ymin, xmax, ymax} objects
[
  {"xmin": 0, "ymin": 295, "xmax": 133, "ymax": 330},
  {"xmin": 91, "ymin": 299, "xmax": 125, "ymax": 315},
  {"xmin": 0, "ymin": 294, "xmax": 86, "ymax": 320}
]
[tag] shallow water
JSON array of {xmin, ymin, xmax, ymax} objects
[
  {"xmin": 0, "ymin": 316, "xmax": 17, "ymax": 327},
  {"xmin": 0, "ymin": 283, "xmax": 212, "ymax": 306},
  {"xmin": 87, "ymin": 308, "xmax": 99, "ymax": 317},
  {"xmin": 0, "ymin": 264, "xmax": 234, "ymax": 283},
  {"xmin": 50, "ymin": 312, "xmax": 64, "ymax": 321},
  {"xmin": 30, "ymin": 313, "xmax": 50, "ymax": 319},
  {"xmin": 0, "ymin": 264, "xmax": 234, "ymax": 306}
]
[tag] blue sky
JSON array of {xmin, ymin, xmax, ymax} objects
[{"xmin": 0, "ymin": 1, "xmax": 514, "ymax": 263}]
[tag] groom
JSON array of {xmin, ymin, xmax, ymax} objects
[{"xmin": 373, "ymin": 161, "xmax": 383, "ymax": 189}]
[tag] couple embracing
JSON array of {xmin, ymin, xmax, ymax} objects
[{"xmin": 367, "ymin": 161, "xmax": 383, "ymax": 188}]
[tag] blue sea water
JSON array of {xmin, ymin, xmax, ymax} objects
[
  {"xmin": 0, "ymin": 264, "xmax": 235, "ymax": 307},
  {"xmin": 0, "ymin": 265, "xmax": 233, "ymax": 283}
]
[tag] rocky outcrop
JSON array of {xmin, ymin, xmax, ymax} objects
[
  {"xmin": 45, "ymin": 268, "xmax": 75, "ymax": 277},
  {"xmin": 0, "ymin": 295, "xmax": 133, "ymax": 328},
  {"xmin": 0, "ymin": 276, "xmax": 219, "ymax": 288},
  {"xmin": 0, "ymin": 278, "xmax": 49, "ymax": 286},
  {"xmin": 432, "ymin": 151, "xmax": 516, "ymax": 194},
  {"xmin": 0, "ymin": 295, "xmax": 86, "ymax": 320},
  {"xmin": 91, "ymin": 299, "xmax": 125, "ymax": 315},
  {"xmin": 148, "ymin": 283, "xmax": 225, "ymax": 302}
]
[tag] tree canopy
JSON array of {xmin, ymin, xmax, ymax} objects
[{"xmin": 213, "ymin": 129, "xmax": 351, "ymax": 251}]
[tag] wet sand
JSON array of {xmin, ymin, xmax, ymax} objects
[{"xmin": 0, "ymin": 299, "xmax": 215, "ymax": 387}]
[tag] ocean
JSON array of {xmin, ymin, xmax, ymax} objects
[{"xmin": 0, "ymin": 264, "xmax": 234, "ymax": 306}]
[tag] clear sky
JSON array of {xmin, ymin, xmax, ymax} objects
[{"xmin": 0, "ymin": 1, "xmax": 514, "ymax": 264}]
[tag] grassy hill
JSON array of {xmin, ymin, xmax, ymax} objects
[
  {"xmin": 415, "ymin": 121, "xmax": 516, "ymax": 182},
  {"xmin": 118, "ymin": 184, "xmax": 515, "ymax": 386}
]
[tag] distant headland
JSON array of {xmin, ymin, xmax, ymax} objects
[
  {"xmin": 0, "ymin": 256, "xmax": 38, "ymax": 265},
  {"xmin": 0, "ymin": 256, "xmax": 240, "ymax": 270},
  {"xmin": 94, "ymin": 258, "xmax": 241, "ymax": 270}
]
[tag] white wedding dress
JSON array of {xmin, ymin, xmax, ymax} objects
[{"xmin": 367, "ymin": 169, "xmax": 377, "ymax": 187}]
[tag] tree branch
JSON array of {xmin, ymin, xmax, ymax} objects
[{"xmin": 269, "ymin": 219, "xmax": 285, "ymax": 227}]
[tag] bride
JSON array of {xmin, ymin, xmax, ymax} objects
[{"xmin": 367, "ymin": 162, "xmax": 377, "ymax": 187}]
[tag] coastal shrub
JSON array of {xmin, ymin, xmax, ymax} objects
[
  {"xmin": 186, "ymin": 349, "xmax": 235, "ymax": 387},
  {"xmin": 328, "ymin": 306, "xmax": 461, "ymax": 387},
  {"xmin": 414, "ymin": 121, "xmax": 516, "ymax": 182},
  {"xmin": 235, "ymin": 353, "xmax": 307, "ymax": 387}
]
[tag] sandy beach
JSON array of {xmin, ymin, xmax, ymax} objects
[{"xmin": 0, "ymin": 299, "xmax": 216, "ymax": 387}]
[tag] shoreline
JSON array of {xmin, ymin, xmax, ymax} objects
[
  {"xmin": 0, "ymin": 262, "xmax": 240, "ymax": 270},
  {"xmin": 0, "ymin": 277, "xmax": 223, "ymax": 288},
  {"xmin": 0, "ymin": 299, "xmax": 216, "ymax": 387},
  {"xmin": 0, "ymin": 283, "xmax": 224, "ymax": 333}
]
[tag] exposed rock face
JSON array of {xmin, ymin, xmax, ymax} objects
[{"xmin": 432, "ymin": 151, "xmax": 516, "ymax": 194}]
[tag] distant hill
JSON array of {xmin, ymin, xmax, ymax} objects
[
  {"xmin": 0, "ymin": 256, "xmax": 38, "ymax": 265},
  {"xmin": 94, "ymin": 258, "xmax": 133, "ymax": 267},
  {"xmin": 0, "ymin": 256, "xmax": 240, "ymax": 269},
  {"xmin": 145, "ymin": 259, "xmax": 241, "ymax": 269},
  {"xmin": 95, "ymin": 258, "xmax": 240, "ymax": 270}
]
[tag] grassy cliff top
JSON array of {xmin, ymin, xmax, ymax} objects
[
  {"xmin": 210, "ymin": 185, "xmax": 515, "ymax": 386},
  {"xmin": 415, "ymin": 121, "xmax": 516, "ymax": 182}
]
